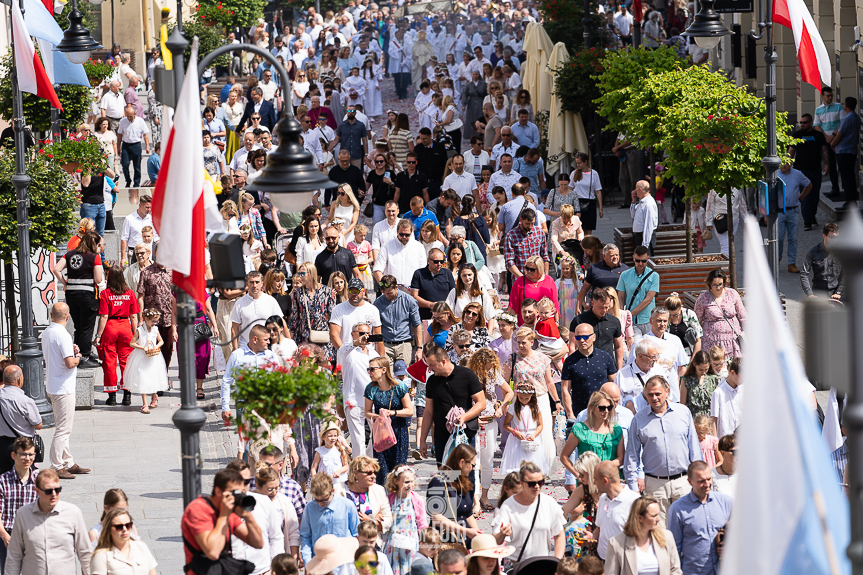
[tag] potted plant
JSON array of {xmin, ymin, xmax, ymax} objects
[
  {"xmin": 231, "ymin": 350, "xmax": 342, "ymax": 442},
  {"xmin": 82, "ymin": 59, "xmax": 115, "ymax": 87},
  {"xmin": 39, "ymin": 138, "xmax": 109, "ymax": 176}
]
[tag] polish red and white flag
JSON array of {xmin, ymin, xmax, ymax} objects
[
  {"xmin": 773, "ymin": 0, "xmax": 831, "ymax": 90},
  {"xmin": 11, "ymin": 0, "xmax": 62, "ymax": 110},
  {"xmin": 151, "ymin": 42, "xmax": 207, "ymax": 304}
]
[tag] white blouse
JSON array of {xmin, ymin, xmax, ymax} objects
[
  {"xmin": 90, "ymin": 540, "xmax": 157, "ymax": 575},
  {"xmin": 568, "ymin": 169, "xmax": 602, "ymax": 200}
]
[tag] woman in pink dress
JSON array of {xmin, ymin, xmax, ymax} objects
[
  {"xmin": 694, "ymin": 269, "xmax": 746, "ymax": 358},
  {"xmin": 509, "ymin": 255, "xmax": 559, "ymax": 325}
]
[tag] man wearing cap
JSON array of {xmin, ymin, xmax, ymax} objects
[
  {"xmin": 330, "ymin": 279, "xmax": 384, "ymax": 355},
  {"xmin": 374, "ymin": 274, "xmax": 423, "ymax": 365}
]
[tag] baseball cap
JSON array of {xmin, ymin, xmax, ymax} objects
[
  {"xmin": 348, "ymin": 278, "xmax": 365, "ymax": 290},
  {"xmin": 393, "ymin": 360, "xmax": 409, "ymax": 377}
]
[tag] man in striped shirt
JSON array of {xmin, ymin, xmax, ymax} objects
[
  {"xmin": 813, "ymin": 87, "xmax": 846, "ymax": 199},
  {"xmin": 0, "ymin": 437, "xmax": 38, "ymax": 569}
]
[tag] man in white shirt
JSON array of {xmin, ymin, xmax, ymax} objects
[
  {"xmin": 490, "ymin": 128, "xmax": 519, "ymax": 168},
  {"xmin": 337, "ymin": 322, "xmax": 380, "ymax": 456},
  {"xmin": 487, "ymin": 153, "xmax": 522, "ymax": 199},
  {"xmin": 230, "ymin": 132, "xmax": 259, "ymax": 173},
  {"xmin": 593, "ymin": 461, "xmax": 641, "ymax": 560},
  {"xmin": 614, "ymin": 5, "xmax": 633, "ymax": 45},
  {"xmin": 630, "ymin": 180, "xmax": 659, "ymax": 255},
  {"xmin": 259, "ymin": 69, "xmax": 280, "ymax": 102},
  {"xmin": 117, "ymin": 105, "xmax": 150, "ymax": 188},
  {"xmin": 120, "ymin": 194, "xmax": 159, "ymax": 266},
  {"xmin": 99, "ymin": 81, "xmax": 125, "ymax": 130},
  {"xmin": 467, "ymin": 45, "xmax": 491, "ymax": 76},
  {"xmin": 371, "ymin": 201, "xmax": 400, "ymax": 261},
  {"xmin": 616, "ymin": 339, "xmax": 664, "ymax": 411},
  {"xmin": 299, "ymin": 114, "xmax": 325, "ymax": 169},
  {"xmin": 626, "ymin": 308, "xmax": 688, "ymax": 402},
  {"xmin": 373, "ymin": 219, "xmax": 427, "ymax": 287},
  {"xmin": 710, "ymin": 357, "xmax": 742, "ymax": 438},
  {"xmin": 329, "ymin": 280, "xmax": 384, "ymax": 354},
  {"xmin": 230, "ymin": 271, "xmax": 284, "ymax": 350},
  {"xmin": 442, "ymin": 154, "xmax": 478, "ymax": 200},
  {"xmin": 40, "ymin": 304, "xmax": 91, "ymax": 480}
]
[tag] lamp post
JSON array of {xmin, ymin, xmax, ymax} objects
[
  {"xmin": 164, "ymin": 27, "xmax": 335, "ymax": 505},
  {"xmin": 55, "ymin": 0, "xmax": 103, "ymax": 63}
]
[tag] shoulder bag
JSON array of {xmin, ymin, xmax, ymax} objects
[
  {"xmin": 713, "ymin": 214, "xmax": 728, "ymax": 234},
  {"xmin": 578, "ymin": 172, "xmax": 595, "ymax": 214},
  {"xmin": 503, "ymin": 493, "xmax": 542, "ymax": 575},
  {"xmin": 468, "ymin": 218, "xmax": 500, "ymax": 258},
  {"xmin": 194, "ymin": 309, "xmax": 214, "ymax": 343},
  {"xmin": 304, "ymin": 291, "xmax": 330, "ymax": 344},
  {"xmin": 0, "ymin": 399, "xmax": 44, "ymax": 463},
  {"xmin": 627, "ymin": 268, "xmax": 655, "ymax": 312},
  {"xmin": 183, "ymin": 497, "xmax": 256, "ymax": 575},
  {"xmin": 710, "ymin": 291, "xmax": 745, "ymax": 349}
]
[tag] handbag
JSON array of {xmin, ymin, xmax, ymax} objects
[
  {"xmin": 713, "ymin": 214, "xmax": 728, "ymax": 234},
  {"xmin": 304, "ymin": 292, "xmax": 330, "ymax": 344},
  {"xmin": 0, "ymin": 400, "xmax": 43, "ymax": 463},
  {"xmin": 364, "ymin": 202, "xmax": 375, "ymax": 218},
  {"xmin": 194, "ymin": 320, "xmax": 214, "ymax": 343},
  {"xmin": 468, "ymin": 218, "xmax": 500, "ymax": 258},
  {"xmin": 710, "ymin": 291, "xmax": 745, "ymax": 349},
  {"xmin": 372, "ymin": 391, "xmax": 397, "ymax": 452},
  {"xmin": 183, "ymin": 497, "xmax": 255, "ymax": 575},
  {"xmin": 702, "ymin": 227, "xmax": 713, "ymax": 241}
]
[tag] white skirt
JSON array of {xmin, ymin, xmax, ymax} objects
[
  {"xmin": 538, "ymin": 393, "xmax": 556, "ymax": 472},
  {"xmin": 500, "ymin": 433, "xmax": 549, "ymax": 475},
  {"xmin": 123, "ymin": 349, "xmax": 169, "ymax": 394},
  {"xmin": 486, "ymin": 253, "xmax": 507, "ymax": 274}
]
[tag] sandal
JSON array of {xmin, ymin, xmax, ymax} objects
[
  {"xmin": 197, "ymin": 389, "xmax": 205, "ymax": 400},
  {"xmin": 480, "ymin": 500, "xmax": 495, "ymax": 511},
  {"xmin": 150, "ymin": 398, "xmax": 159, "ymax": 409},
  {"xmin": 140, "ymin": 406, "xmax": 150, "ymax": 414}
]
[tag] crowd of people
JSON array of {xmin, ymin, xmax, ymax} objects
[{"xmin": 10, "ymin": 0, "xmax": 852, "ymax": 573}]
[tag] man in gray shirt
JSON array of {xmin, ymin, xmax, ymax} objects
[
  {"xmin": 373, "ymin": 275, "xmax": 423, "ymax": 366},
  {"xmin": 0, "ymin": 366, "xmax": 42, "ymax": 475},
  {"xmin": 6, "ymin": 468, "xmax": 91, "ymax": 575}
]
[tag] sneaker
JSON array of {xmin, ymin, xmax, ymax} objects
[
  {"xmin": 803, "ymin": 224, "xmax": 813, "ymax": 231},
  {"xmin": 57, "ymin": 468, "xmax": 76, "ymax": 479},
  {"xmin": 122, "ymin": 390, "xmax": 132, "ymax": 406},
  {"xmin": 67, "ymin": 464, "xmax": 91, "ymax": 474}
]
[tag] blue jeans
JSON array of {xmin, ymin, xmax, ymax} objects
[
  {"xmin": 121, "ymin": 141, "xmax": 142, "ymax": 187},
  {"xmin": 778, "ymin": 207, "xmax": 800, "ymax": 265},
  {"xmin": 79, "ymin": 202, "xmax": 106, "ymax": 236}
]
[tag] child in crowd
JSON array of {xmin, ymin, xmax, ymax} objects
[
  {"xmin": 88, "ymin": 489, "xmax": 140, "ymax": 547},
  {"xmin": 502, "ymin": 382, "xmax": 547, "ymax": 474},
  {"xmin": 490, "ymin": 472, "xmax": 522, "ymax": 541},
  {"xmin": 271, "ymin": 555, "xmax": 299, "ymax": 575},
  {"xmin": 124, "ymin": 308, "xmax": 168, "ymax": 413},
  {"xmin": 140, "ymin": 225, "xmax": 155, "ymax": 255},
  {"xmin": 354, "ymin": 521, "xmax": 395, "ymax": 575},
  {"xmin": 534, "ymin": 297, "xmax": 565, "ymax": 372},
  {"xmin": 695, "ymin": 414, "xmax": 722, "ymax": 468},
  {"xmin": 689, "ymin": 198, "xmax": 707, "ymax": 253},
  {"xmin": 710, "ymin": 346, "xmax": 729, "ymax": 378},
  {"xmin": 555, "ymin": 557, "xmax": 579, "ymax": 575},
  {"xmin": 348, "ymin": 224, "xmax": 375, "ymax": 293},
  {"xmin": 220, "ymin": 200, "xmax": 240, "ymax": 234},
  {"xmin": 556, "ymin": 257, "xmax": 580, "ymax": 329},
  {"xmin": 311, "ymin": 420, "xmax": 351, "ymax": 492},
  {"xmin": 411, "ymin": 528, "xmax": 442, "ymax": 575},
  {"xmin": 240, "ymin": 223, "xmax": 263, "ymax": 272},
  {"xmin": 384, "ymin": 465, "xmax": 428, "ymax": 575}
]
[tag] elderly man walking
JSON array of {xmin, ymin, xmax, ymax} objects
[
  {"xmin": 630, "ymin": 180, "xmax": 658, "ymax": 256},
  {"xmin": 117, "ymin": 105, "xmax": 150, "ymax": 188},
  {"xmin": 0, "ymin": 366, "xmax": 43, "ymax": 475}
]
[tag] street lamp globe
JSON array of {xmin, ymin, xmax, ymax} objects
[
  {"xmin": 682, "ymin": 0, "xmax": 731, "ymax": 50},
  {"xmin": 55, "ymin": 0, "xmax": 102, "ymax": 63}
]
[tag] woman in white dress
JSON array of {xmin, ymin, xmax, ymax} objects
[
  {"xmin": 344, "ymin": 66, "xmax": 367, "ymax": 115},
  {"xmin": 361, "ymin": 54, "xmax": 383, "ymax": 118},
  {"xmin": 568, "ymin": 152, "xmax": 604, "ymax": 235},
  {"xmin": 292, "ymin": 69, "xmax": 311, "ymax": 110},
  {"xmin": 295, "ymin": 218, "xmax": 326, "ymax": 265},
  {"xmin": 414, "ymin": 82, "xmax": 435, "ymax": 132},
  {"xmin": 324, "ymin": 182, "xmax": 360, "ymax": 238}
]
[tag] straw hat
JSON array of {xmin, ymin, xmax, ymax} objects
[
  {"xmin": 305, "ymin": 534, "xmax": 359, "ymax": 575},
  {"xmin": 468, "ymin": 534, "xmax": 515, "ymax": 559}
]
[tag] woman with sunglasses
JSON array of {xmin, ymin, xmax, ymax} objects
[
  {"xmin": 364, "ymin": 356, "xmax": 414, "ymax": 485},
  {"xmin": 91, "ymin": 508, "xmax": 157, "ymax": 574},
  {"xmin": 712, "ymin": 434, "xmax": 737, "ymax": 498},
  {"xmin": 449, "ymin": 302, "xmax": 491, "ymax": 354},
  {"xmin": 425, "ymin": 302, "xmax": 458, "ymax": 347},
  {"xmin": 345, "ymin": 456, "xmax": 394, "ymax": 536},
  {"xmin": 509, "ymin": 254, "xmax": 558, "ymax": 326},
  {"xmin": 324, "ymin": 183, "xmax": 361, "ymax": 240},
  {"xmin": 560, "ymin": 390, "xmax": 624, "ymax": 473}
]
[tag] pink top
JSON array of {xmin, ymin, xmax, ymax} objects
[
  {"xmin": 510, "ymin": 275, "xmax": 558, "ymax": 325},
  {"xmin": 348, "ymin": 240, "xmax": 372, "ymax": 265},
  {"xmin": 700, "ymin": 435, "xmax": 718, "ymax": 468},
  {"xmin": 387, "ymin": 491, "xmax": 429, "ymax": 530}
]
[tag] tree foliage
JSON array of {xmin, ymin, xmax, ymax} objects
[
  {"xmin": 594, "ymin": 46, "xmax": 688, "ymax": 132},
  {"xmin": 164, "ymin": 20, "xmax": 231, "ymax": 69},
  {"xmin": 0, "ymin": 55, "xmax": 91, "ymax": 133},
  {"xmin": 552, "ymin": 47, "xmax": 604, "ymax": 115},
  {"xmin": 0, "ymin": 152, "xmax": 79, "ymax": 262}
]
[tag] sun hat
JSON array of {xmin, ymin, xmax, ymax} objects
[
  {"xmin": 468, "ymin": 534, "xmax": 515, "ymax": 559},
  {"xmin": 305, "ymin": 535, "xmax": 359, "ymax": 575}
]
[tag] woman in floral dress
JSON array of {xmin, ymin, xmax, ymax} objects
[
  {"xmin": 287, "ymin": 262, "xmax": 337, "ymax": 365},
  {"xmin": 147, "ymin": 85, "xmax": 162, "ymax": 145},
  {"xmin": 679, "ymin": 350, "xmax": 722, "ymax": 418},
  {"xmin": 694, "ymin": 269, "xmax": 746, "ymax": 358}
]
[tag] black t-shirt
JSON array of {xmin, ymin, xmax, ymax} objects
[
  {"xmin": 80, "ymin": 175, "xmax": 105, "ymax": 205},
  {"xmin": 792, "ymin": 129, "xmax": 827, "ymax": 171},
  {"xmin": 425, "ymin": 365, "xmax": 483, "ymax": 436},
  {"xmin": 314, "ymin": 246, "xmax": 357, "ymax": 285},
  {"xmin": 570, "ymin": 310, "xmax": 622, "ymax": 358},
  {"xmin": 328, "ymin": 164, "xmax": 367, "ymax": 199},
  {"xmin": 410, "ymin": 267, "xmax": 456, "ymax": 320},
  {"xmin": 367, "ymin": 170, "xmax": 394, "ymax": 206},
  {"xmin": 395, "ymin": 170, "xmax": 430, "ymax": 214},
  {"xmin": 415, "ymin": 141, "xmax": 448, "ymax": 182}
]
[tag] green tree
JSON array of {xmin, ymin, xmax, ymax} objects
[
  {"xmin": 53, "ymin": 0, "xmax": 97, "ymax": 36},
  {"xmin": 164, "ymin": 20, "xmax": 231, "ymax": 69}
]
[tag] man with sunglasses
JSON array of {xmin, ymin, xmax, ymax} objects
[
  {"xmin": 5, "ymin": 468, "xmax": 91, "ymax": 575},
  {"xmin": 0, "ymin": 437, "xmax": 39, "ymax": 569},
  {"xmin": 373, "ymin": 219, "xmax": 427, "ymax": 287},
  {"xmin": 329, "ymin": 278, "xmax": 384, "ymax": 352},
  {"xmin": 571, "ymin": 288, "xmax": 624, "ymax": 368},
  {"xmin": 616, "ymin": 339, "xmax": 663, "ymax": 413},
  {"xmin": 374, "ymin": 274, "xmax": 423, "ymax": 365},
  {"xmin": 616, "ymin": 245, "xmax": 659, "ymax": 332},
  {"xmin": 237, "ymin": 86, "xmax": 278, "ymax": 134},
  {"xmin": 325, "ymin": 150, "xmax": 366, "ymax": 208},
  {"xmin": 300, "ymin": 474, "xmax": 359, "ymax": 565},
  {"xmin": 410, "ymin": 248, "xmax": 456, "ymax": 324},
  {"xmin": 561, "ymin": 324, "xmax": 617, "ymax": 420},
  {"xmin": 315, "ymin": 227, "xmax": 360, "ymax": 286},
  {"xmin": 394, "ymin": 152, "xmax": 430, "ymax": 214},
  {"xmin": 496, "ymin": 461, "xmax": 566, "ymax": 559},
  {"xmin": 337, "ymin": 321, "xmax": 380, "ymax": 456}
]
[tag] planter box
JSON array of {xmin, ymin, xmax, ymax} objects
[
  {"xmin": 647, "ymin": 254, "xmax": 729, "ymax": 303},
  {"xmin": 615, "ymin": 225, "xmax": 694, "ymax": 266}
]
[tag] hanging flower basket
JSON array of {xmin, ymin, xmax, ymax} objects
[
  {"xmin": 61, "ymin": 162, "xmax": 80, "ymax": 175},
  {"xmin": 40, "ymin": 138, "xmax": 109, "ymax": 177},
  {"xmin": 688, "ymin": 113, "xmax": 749, "ymax": 155}
]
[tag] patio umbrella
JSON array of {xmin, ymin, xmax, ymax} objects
[
  {"xmin": 545, "ymin": 41, "xmax": 589, "ymax": 176},
  {"xmin": 521, "ymin": 22, "xmax": 555, "ymax": 114}
]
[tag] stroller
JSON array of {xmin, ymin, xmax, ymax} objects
[{"xmin": 273, "ymin": 231, "xmax": 293, "ymax": 276}]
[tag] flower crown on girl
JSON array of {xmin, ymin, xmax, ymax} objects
[{"xmin": 514, "ymin": 381, "xmax": 535, "ymax": 394}]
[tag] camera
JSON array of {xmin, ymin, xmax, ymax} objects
[
  {"xmin": 230, "ymin": 490, "xmax": 257, "ymax": 512},
  {"xmin": 367, "ymin": 333, "xmax": 384, "ymax": 343}
]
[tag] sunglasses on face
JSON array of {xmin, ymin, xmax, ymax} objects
[
  {"xmin": 375, "ymin": 160, "xmax": 385, "ymax": 164},
  {"xmin": 297, "ymin": 272, "xmax": 307, "ymax": 277},
  {"xmin": 406, "ymin": 160, "xmax": 417, "ymax": 164},
  {"xmin": 112, "ymin": 522, "xmax": 134, "ymax": 531},
  {"xmin": 430, "ymin": 259, "xmax": 444, "ymax": 264},
  {"xmin": 524, "ymin": 266, "xmax": 537, "ymax": 272},
  {"xmin": 522, "ymin": 479, "xmax": 544, "ymax": 488},
  {"xmin": 326, "ymin": 236, "xmax": 339, "ymax": 241},
  {"xmin": 39, "ymin": 486, "xmax": 63, "ymax": 495},
  {"xmin": 367, "ymin": 366, "xmax": 383, "ymax": 373},
  {"xmin": 252, "ymin": 117, "xmax": 261, "ymax": 120},
  {"xmin": 463, "ymin": 310, "xmax": 478, "ymax": 317},
  {"xmin": 597, "ymin": 405, "xmax": 612, "ymax": 412},
  {"xmin": 356, "ymin": 560, "xmax": 381, "ymax": 569},
  {"xmin": 633, "ymin": 258, "xmax": 649, "ymax": 263},
  {"xmin": 348, "ymin": 288, "xmax": 363, "ymax": 294},
  {"xmin": 573, "ymin": 334, "xmax": 591, "ymax": 341},
  {"xmin": 456, "ymin": 343, "xmax": 470, "ymax": 350},
  {"xmin": 398, "ymin": 233, "xmax": 411, "ymax": 238}
]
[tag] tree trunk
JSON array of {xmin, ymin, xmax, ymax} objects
[
  {"xmin": 3, "ymin": 261, "xmax": 19, "ymax": 356},
  {"xmin": 685, "ymin": 199, "xmax": 693, "ymax": 263},
  {"xmin": 726, "ymin": 186, "xmax": 737, "ymax": 289}
]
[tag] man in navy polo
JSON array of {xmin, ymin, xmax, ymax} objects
[
  {"xmin": 561, "ymin": 323, "xmax": 618, "ymax": 421},
  {"xmin": 410, "ymin": 248, "xmax": 455, "ymax": 324}
]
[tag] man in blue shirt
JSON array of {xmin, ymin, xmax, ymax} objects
[
  {"xmin": 561, "ymin": 323, "xmax": 618, "ymax": 419},
  {"xmin": 511, "ymin": 109, "xmax": 540, "ymax": 149},
  {"xmin": 616, "ymin": 245, "xmax": 659, "ymax": 330},
  {"xmin": 299, "ymin": 474, "xmax": 359, "ymax": 564},
  {"xmin": 146, "ymin": 142, "xmax": 160, "ymax": 185},
  {"xmin": 219, "ymin": 76, "xmax": 235, "ymax": 103},
  {"xmin": 668, "ymin": 461, "xmax": 733, "ymax": 575},
  {"xmin": 402, "ymin": 196, "xmax": 440, "ymax": 239},
  {"xmin": 831, "ymin": 96, "xmax": 861, "ymax": 209},
  {"xmin": 220, "ymin": 325, "xmax": 277, "ymax": 423},
  {"xmin": 374, "ymin": 275, "xmax": 423, "ymax": 365},
  {"xmin": 776, "ymin": 163, "xmax": 812, "ymax": 273}
]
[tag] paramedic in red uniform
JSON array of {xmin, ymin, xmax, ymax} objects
[{"xmin": 94, "ymin": 265, "xmax": 140, "ymax": 407}]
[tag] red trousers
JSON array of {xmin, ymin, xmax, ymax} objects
[{"xmin": 102, "ymin": 319, "xmax": 133, "ymax": 393}]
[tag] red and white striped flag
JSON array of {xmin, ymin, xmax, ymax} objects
[
  {"xmin": 11, "ymin": 0, "xmax": 62, "ymax": 110},
  {"xmin": 773, "ymin": 0, "xmax": 831, "ymax": 90},
  {"xmin": 151, "ymin": 42, "xmax": 207, "ymax": 304}
]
